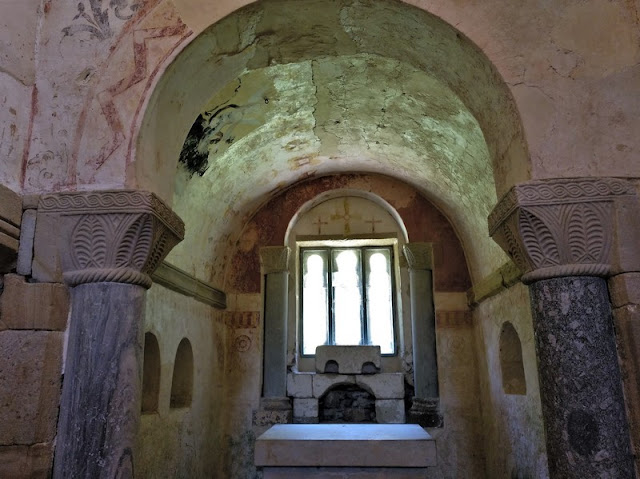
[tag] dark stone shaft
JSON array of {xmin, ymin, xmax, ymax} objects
[
  {"xmin": 529, "ymin": 276, "xmax": 634, "ymax": 478},
  {"xmin": 53, "ymin": 283, "xmax": 146, "ymax": 479}
]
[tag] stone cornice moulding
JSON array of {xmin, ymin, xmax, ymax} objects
[
  {"xmin": 38, "ymin": 190, "xmax": 185, "ymax": 288},
  {"xmin": 403, "ymin": 242, "xmax": 434, "ymax": 270},
  {"xmin": 260, "ymin": 246, "xmax": 290, "ymax": 274},
  {"xmin": 467, "ymin": 261, "xmax": 522, "ymax": 306},
  {"xmin": 151, "ymin": 261, "xmax": 226, "ymax": 309},
  {"xmin": 488, "ymin": 178, "xmax": 640, "ymax": 284}
]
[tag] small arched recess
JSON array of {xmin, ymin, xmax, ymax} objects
[
  {"xmin": 499, "ymin": 322, "xmax": 526, "ymax": 395},
  {"xmin": 142, "ymin": 332, "xmax": 161, "ymax": 413},
  {"xmin": 170, "ymin": 338, "xmax": 194, "ymax": 409}
]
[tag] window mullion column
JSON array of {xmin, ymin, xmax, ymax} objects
[
  {"xmin": 327, "ymin": 249, "xmax": 334, "ymax": 345},
  {"xmin": 259, "ymin": 246, "xmax": 292, "ymax": 418},
  {"xmin": 361, "ymin": 247, "xmax": 368, "ymax": 346},
  {"xmin": 403, "ymin": 242, "xmax": 443, "ymax": 427}
]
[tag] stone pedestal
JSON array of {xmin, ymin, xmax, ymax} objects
[
  {"xmin": 36, "ymin": 191, "xmax": 184, "ymax": 479},
  {"xmin": 315, "ymin": 345, "xmax": 381, "ymax": 374},
  {"xmin": 255, "ymin": 424, "xmax": 436, "ymax": 478},
  {"xmin": 530, "ymin": 277, "xmax": 633, "ymax": 478},
  {"xmin": 288, "ymin": 370, "xmax": 405, "ymax": 424},
  {"xmin": 403, "ymin": 243, "xmax": 442, "ymax": 428}
]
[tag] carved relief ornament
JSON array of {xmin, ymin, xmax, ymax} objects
[
  {"xmin": 488, "ymin": 178, "xmax": 639, "ymax": 284},
  {"xmin": 39, "ymin": 190, "xmax": 184, "ymax": 288}
]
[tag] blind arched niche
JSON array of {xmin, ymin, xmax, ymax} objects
[
  {"xmin": 499, "ymin": 322, "xmax": 526, "ymax": 395},
  {"xmin": 142, "ymin": 332, "xmax": 161, "ymax": 413},
  {"xmin": 170, "ymin": 338, "xmax": 194, "ymax": 408}
]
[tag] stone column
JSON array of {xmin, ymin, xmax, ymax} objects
[
  {"xmin": 35, "ymin": 191, "xmax": 184, "ymax": 479},
  {"xmin": 489, "ymin": 178, "xmax": 639, "ymax": 478},
  {"xmin": 403, "ymin": 243, "xmax": 442, "ymax": 427},
  {"xmin": 257, "ymin": 246, "xmax": 292, "ymax": 419}
]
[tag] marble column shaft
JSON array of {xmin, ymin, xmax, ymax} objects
[
  {"xmin": 529, "ymin": 277, "xmax": 633, "ymax": 478},
  {"xmin": 263, "ymin": 271, "xmax": 289, "ymax": 398},
  {"xmin": 53, "ymin": 284, "xmax": 146, "ymax": 478}
]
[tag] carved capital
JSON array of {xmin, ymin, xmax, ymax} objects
[
  {"xmin": 260, "ymin": 246, "xmax": 290, "ymax": 274},
  {"xmin": 403, "ymin": 243, "xmax": 433, "ymax": 270},
  {"xmin": 38, "ymin": 190, "xmax": 184, "ymax": 288},
  {"xmin": 489, "ymin": 178, "xmax": 639, "ymax": 283}
]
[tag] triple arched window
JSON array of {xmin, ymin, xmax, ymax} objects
[{"xmin": 300, "ymin": 243, "xmax": 396, "ymax": 356}]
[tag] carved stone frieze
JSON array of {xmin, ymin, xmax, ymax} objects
[
  {"xmin": 38, "ymin": 190, "xmax": 184, "ymax": 288},
  {"xmin": 403, "ymin": 243, "xmax": 433, "ymax": 270},
  {"xmin": 260, "ymin": 246, "xmax": 290, "ymax": 274},
  {"xmin": 489, "ymin": 178, "xmax": 639, "ymax": 283}
]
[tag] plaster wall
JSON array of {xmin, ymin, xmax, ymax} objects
[
  {"xmin": 1, "ymin": 0, "xmax": 635, "ymax": 196},
  {"xmin": 138, "ymin": 284, "xmax": 227, "ymax": 478},
  {"xmin": 473, "ymin": 283, "xmax": 549, "ymax": 479},
  {"xmin": 430, "ymin": 311, "xmax": 486, "ymax": 478},
  {"xmin": 220, "ymin": 291, "xmax": 265, "ymax": 478},
  {"xmin": 225, "ymin": 174, "xmax": 472, "ymax": 294},
  {"xmin": 0, "ymin": 0, "xmax": 39, "ymax": 191}
]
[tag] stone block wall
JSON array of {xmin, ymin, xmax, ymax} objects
[
  {"xmin": 429, "ymin": 309, "xmax": 486, "ymax": 478},
  {"xmin": 0, "ymin": 275, "xmax": 69, "ymax": 479},
  {"xmin": 319, "ymin": 386, "xmax": 376, "ymax": 423},
  {"xmin": 610, "ymin": 272, "xmax": 640, "ymax": 476},
  {"xmin": 288, "ymin": 372, "xmax": 406, "ymax": 424}
]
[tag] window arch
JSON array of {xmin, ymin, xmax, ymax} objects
[
  {"xmin": 288, "ymin": 194, "xmax": 407, "ymax": 361},
  {"xmin": 142, "ymin": 332, "xmax": 161, "ymax": 413},
  {"xmin": 499, "ymin": 322, "xmax": 526, "ymax": 395},
  {"xmin": 170, "ymin": 338, "xmax": 194, "ymax": 408}
]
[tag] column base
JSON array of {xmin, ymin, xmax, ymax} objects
[
  {"xmin": 253, "ymin": 397, "xmax": 293, "ymax": 427},
  {"xmin": 407, "ymin": 397, "xmax": 443, "ymax": 428}
]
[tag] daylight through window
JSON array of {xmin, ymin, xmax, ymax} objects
[{"xmin": 301, "ymin": 245, "xmax": 395, "ymax": 355}]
